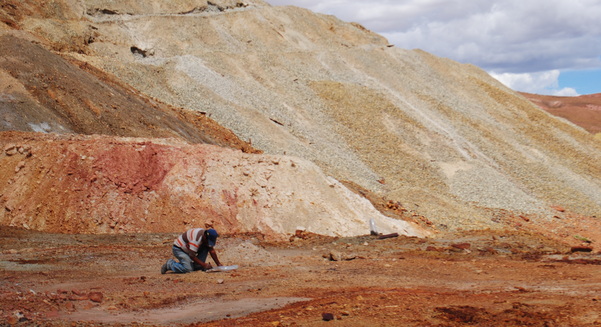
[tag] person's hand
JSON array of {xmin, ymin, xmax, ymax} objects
[{"xmin": 205, "ymin": 263, "xmax": 213, "ymax": 270}]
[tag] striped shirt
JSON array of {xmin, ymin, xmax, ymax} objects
[{"xmin": 174, "ymin": 228, "xmax": 206, "ymax": 253}]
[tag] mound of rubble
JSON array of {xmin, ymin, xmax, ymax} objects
[
  {"xmin": 0, "ymin": 132, "xmax": 426, "ymax": 239},
  {"xmin": 0, "ymin": 0, "xmax": 600, "ymax": 237}
]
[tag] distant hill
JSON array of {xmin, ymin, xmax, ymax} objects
[
  {"xmin": 520, "ymin": 92, "xmax": 601, "ymax": 135},
  {"xmin": 1, "ymin": 0, "xmax": 600, "ymax": 238}
]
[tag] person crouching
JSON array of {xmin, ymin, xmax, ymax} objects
[{"xmin": 161, "ymin": 228, "xmax": 223, "ymax": 274}]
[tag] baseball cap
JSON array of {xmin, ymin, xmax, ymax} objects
[{"xmin": 206, "ymin": 228, "xmax": 219, "ymax": 247}]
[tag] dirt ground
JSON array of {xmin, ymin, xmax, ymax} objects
[
  {"xmin": 520, "ymin": 92, "xmax": 601, "ymax": 135},
  {"xmin": 2, "ymin": 226, "xmax": 601, "ymax": 327}
]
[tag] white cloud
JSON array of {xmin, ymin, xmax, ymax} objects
[
  {"xmin": 380, "ymin": 0, "xmax": 601, "ymax": 72},
  {"xmin": 489, "ymin": 70, "xmax": 579, "ymax": 96},
  {"xmin": 268, "ymin": 0, "xmax": 601, "ymax": 72}
]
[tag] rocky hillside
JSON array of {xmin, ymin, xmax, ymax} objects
[{"xmin": 1, "ymin": 0, "xmax": 600, "ymax": 238}]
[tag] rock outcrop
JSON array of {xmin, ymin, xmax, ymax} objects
[{"xmin": 0, "ymin": 132, "xmax": 425, "ymax": 238}]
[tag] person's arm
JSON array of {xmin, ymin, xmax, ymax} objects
[
  {"xmin": 184, "ymin": 247, "xmax": 213, "ymax": 270},
  {"xmin": 209, "ymin": 248, "xmax": 222, "ymax": 267},
  {"xmin": 191, "ymin": 255, "xmax": 213, "ymax": 270}
]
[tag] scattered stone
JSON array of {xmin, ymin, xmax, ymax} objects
[
  {"xmin": 217, "ymin": 279, "xmax": 225, "ymax": 284},
  {"xmin": 327, "ymin": 250, "xmax": 356, "ymax": 261},
  {"xmin": 88, "ymin": 292, "xmax": 104, "ymax": 303},
  {"xmin": 551, "ymin": 205, "xmax": 566, "ymax": 212},
  {"xmin": 4, "ymin": 145, "xmax": 17, "ymax": 156},
  {"xmin": 15, "ymin": 161, "xmax": 26, "ymax": 172},
  {"xmin": 65, "ymin": 301, "xmax": 75, "ymax": 311},
  {"xmin": 82, "ymin": 302, "xmax": 95, "ymax": 310},
  {"xmin": 72, "ymin": 289, "xmax": 86, "ymax": 296},
  {"xmin": 322, "ymin": 312, "xmax": 335, "ymax": 321},
  {"xmin": 571, "ymin": 246, "xmax": 593, "ymax": 253},
  {"xmin": 329, "ymin": 250, "xmax": 342, "ymax": 261},
  {"xmin": 294, "ymin": 229, "xmax": 309, "ymax": 240},
  {"xmin": 426, "ymin": 246, "xmax": 444, "ymax": 252},
  {"xmin": 451, "ymin": 243, "xmax": 471, "ymax": 250},
  {"xmin": 482, "ymin": 247, "xmax": 498, "ymax": 255}
]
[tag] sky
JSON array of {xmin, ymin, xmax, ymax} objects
[{"xmin": 265, "ymin": 0, "xmax": 601, "ymax": 96}]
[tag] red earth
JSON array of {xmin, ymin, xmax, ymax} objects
[
  {"xmin": 2, "ymin": 224, "xmax": 601, "ymax": 326},
  {"xmin": 520, "ymin": 92, "xmax": 601, "ymax": 135}
]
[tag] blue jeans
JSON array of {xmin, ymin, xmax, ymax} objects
[{"xmin": 165, "ymin": 245, "xmax": 209, "ymax": 273}]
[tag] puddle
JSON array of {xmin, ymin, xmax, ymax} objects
[
  {"xmin": 0, "ymin": 259, "xmax": 56, "ymax": 272},
  {"xmin": 62, "ymin": 296, "xmax": 310, "ymax": 324}
]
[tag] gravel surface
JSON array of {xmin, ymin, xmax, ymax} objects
[{"xmin": 3, "ymin": 226, "xmax": 601, "ymax": 326}]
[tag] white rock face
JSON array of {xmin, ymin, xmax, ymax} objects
[
  {"xmin": 0, "ymin": 134, "xmax": 427, "ymax": 239},
  {"xmin": 191, "ymin": 150, "xmax": 425, "ymax": 237}
]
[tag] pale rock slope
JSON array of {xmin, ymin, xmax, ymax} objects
[
  {"xmin": 0, "ymin": 132, "xmax": 423, "ymax": 238},
  {"xmin": 1, "ymin": 0, "xmax": 600, "ymax": 233}
]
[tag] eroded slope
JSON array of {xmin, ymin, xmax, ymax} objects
[
  {"xmin": 1, "ymin": 0, "xmax": 600, "ymax": 232},
  {"xmin": 0, "ymin": 132, "xmax": 426, "ymax": 238}
]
